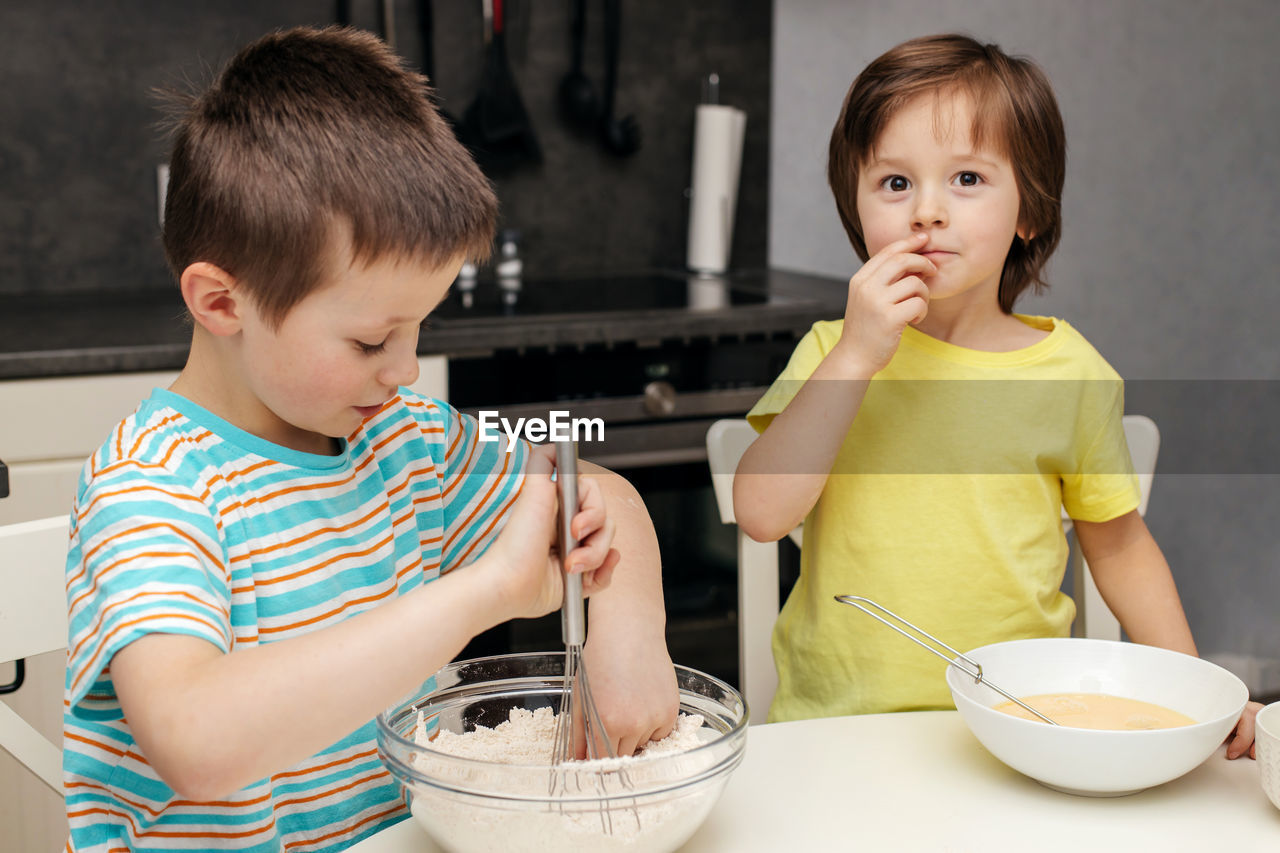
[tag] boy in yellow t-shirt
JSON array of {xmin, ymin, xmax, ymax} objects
[{"xmin": 734, "ymin": 33, "xmax": 1260, "ymax": 758}]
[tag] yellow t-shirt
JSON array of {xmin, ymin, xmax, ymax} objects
[{"xmin": 746, "ymin": 316, "xmax": 1139, "ymax": 722}]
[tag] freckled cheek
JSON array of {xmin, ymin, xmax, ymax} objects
[{"xmin": 284, "ymin": 351, "xmax": 365, "ymax": 407}]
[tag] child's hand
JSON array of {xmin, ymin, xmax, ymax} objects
[
  {"xmin": 1225, "ymin": 700, "xmax": 1263, "ymax": 760},
  {"xmin": 833, "ymin": 231, "xmax": 936, "ymax": 375},
  {"xmin": 487, "ymin": 444, "xmax": 619, "ymax": 621},
  {"xmin": 581, "ymin": 630, "xmax": 679, "ymax": 759}
]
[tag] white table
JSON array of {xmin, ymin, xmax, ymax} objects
[{"xmin": 351, "ymin": 711, "xmax": 1280, "ymax": 852}]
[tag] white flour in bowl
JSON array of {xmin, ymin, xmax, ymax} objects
[
  {"xmin": 407, "ymin": 707, "xmax": 725, "ymax": 852},
  {"xmin": 420, "ymin": 706, "xmax": 708, "ymax": 762}
]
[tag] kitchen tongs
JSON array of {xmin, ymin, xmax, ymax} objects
[{"xmin": 834, "ymin": 595, "xmax": 1059, "ymax": 726}]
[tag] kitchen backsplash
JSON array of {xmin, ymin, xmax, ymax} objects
[{"xmin": 0, "ymin": 0, "xmax": 771, "ymax": 296}]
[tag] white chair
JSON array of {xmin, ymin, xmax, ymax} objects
[
  {"xmin": 0, "ymin": 515, "xmax": 70, "ymax": 795},
  {"xmin": 706, "ymin": 415, "xmax": 1159, "ymax": 724},
  {"xmin": 706, "ymin": 420, "xmax": 795, "ymax": 724}
]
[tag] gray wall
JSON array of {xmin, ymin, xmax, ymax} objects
[{"xmin": 771, "ymin": 0, "xmax": 1280, "ymax": 694}]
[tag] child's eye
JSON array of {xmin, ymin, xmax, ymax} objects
[
  {"xmin": 881, "ymin": 175, "xmax": 910, "ymax": 192},
  {"xmin": 954, "ymin": 171, "xmax": 983, "ymax": 187},
  {"xmin": 355, "ymin": 339, "xmax": 387, "ymax": 355}
]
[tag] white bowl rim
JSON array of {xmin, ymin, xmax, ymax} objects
[
  {"xmin": 946, "ymin": 637, "xmax": 1249, "ymax": 735},
  {"xmin": 1256, "ymin": 700, "xmax": 1280, "ymax": 735},
  {"xmin": 376, "ymin": 651, "xmax": 749, "ymax": 774}
]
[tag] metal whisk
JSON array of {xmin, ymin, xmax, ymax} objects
[
  {"xmin": 548, "ymin": 440, "xmax": 626, "ymax": 829},
  {"xmin": 834, "ymin": 594, "xmax": 1060, "ymax": 725}
]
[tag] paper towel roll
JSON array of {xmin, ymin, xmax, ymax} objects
[
  {"xmin": 687, "ymin": 104, "xmax": 747, "ymax": 274},
  {"xmin": 687, "ymin": 275, "xmax": 729, "ymax": 310}
]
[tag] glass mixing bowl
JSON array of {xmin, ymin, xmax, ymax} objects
[{"xmin": 376, "ymin": 652, "xmax": 748, "ymax": 853}]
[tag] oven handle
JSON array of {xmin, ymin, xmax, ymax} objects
[{"xmin": 0, "ymin": 457, "xmax": 19, "ymax": 694}]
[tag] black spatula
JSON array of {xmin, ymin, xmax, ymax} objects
[{"xmin": 458, "ymin": 0, "xmax": 541, "ymax": 174}]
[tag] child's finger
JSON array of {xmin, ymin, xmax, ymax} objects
[
  {"xmin": 862, "ymin": 231, "xmax": 929, "ymax": 270},
  {"xmin": 885, "ymin": 275, "xmax": 931, "ymax": 325},
  {"xmin": 500, "ymin": 448, "xmax": 557, "ymax": 545},
  {"xmin": 528, "ymin": 442, "xmax": 556, "ymax": 470},
  {"xmin": 1225, "ymin": 728, "xmax": 1252, "ymax": 760},
  {"xmin": 614, "ymin": 732, "xmax": 642, "ymax": 760},
  {"xmin": 566, "ymin": 517, "xmax": 617, "ymax": 572},
  {"xmin": 575, "ymin": 471, "xmax": 605, "ymax": 508},
  {"xmin": 896, "ymin": 297, "xmax": 930, "ymax": 327},
  {"xmin": 870, "ymin": 251, "xmax": 937, "ymax": 288},
  {"xmin": 1224, "ymin": 703, "xmax": 1260, "ymax": 759},
  {"xmin": 858, "ymin": 232, "xmax": 932, "ymax": 279},
  {"xmin": 569, "ymin": 476, "xmax": 607, "ymax": 541},
  {"xmin": 579, "ymin": 549, "xmax": 619, "ymax": 596},
  {"xmin": 568, "ymin": 471, "xmax": 611, "ymax": 550}
]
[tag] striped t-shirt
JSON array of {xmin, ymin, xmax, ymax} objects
[{"xmin": 63, "ymin": 387, "xmax": 527, "ymax": 852}]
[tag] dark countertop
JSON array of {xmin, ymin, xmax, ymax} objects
[{"xmin": 0, "ymin": 268, "xmax": 845, "ymax": 380}]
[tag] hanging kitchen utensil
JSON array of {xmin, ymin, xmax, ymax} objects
[
  {"xmin": 557, "ymin": 0, "xmax": 598, "ymax": 133},
  {"xmin": 417, "ymin": 0, "xmax": 460, "ymax": 129},
  {"xmin": 458, "ymin": 0, "xmax": 542, "ymax": 174},
  {"xmin": 598, "ymin": 0, "xmax": 641, "ymax": 157},
  {"xmin": 379, "ymin": 0, "xmax": 396, "ymax": 50}
]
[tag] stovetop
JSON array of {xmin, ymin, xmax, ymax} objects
[{"xmin": 431, "ymin": 270, "xmax": 809, "ymax": 321}]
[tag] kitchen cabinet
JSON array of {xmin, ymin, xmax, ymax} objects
[
  {"xmin": 0, "ymin": 355, "xmax": 446, "ymax": 849},
  {"xmin": 0, "ymin": 371, "xmax": 167, "ymax": 851}
]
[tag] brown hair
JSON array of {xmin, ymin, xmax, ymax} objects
[
  {"xmin": 828, "ymin": 34, "xmax": 1065, "ymax": 312},
  {"xmin": 161, "ymin": 26, "xmax": 497, "ymax": 328}
]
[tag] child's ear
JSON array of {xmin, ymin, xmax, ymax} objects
[
  {"xmin": 1016, "ymin": 224, "xmax": 1036, "ymax": 243},
  {"xmin": 180, "ymin": 262, "xmax": 243, "ymax": 336}
]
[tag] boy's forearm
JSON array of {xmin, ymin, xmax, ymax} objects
[
  {"xmin": 579, "ymin": 460, "xmax": 665, "ymax": 641},
  {"xmin": 734, "ymin": 354, "xmax": 872, "ymax": 541},
  {"xmin": 577, "ymin": 461, "xmax": 679, "ymax": 755},
  {"xmin": 111, "ymin": 563, "xmax": 510, "ymax": 800},
  {"xmin": 1075, "ymin": 512, "xmax": 1197, "ymax": 655}
]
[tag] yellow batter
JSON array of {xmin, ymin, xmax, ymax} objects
[{"xmin": 994, "ymin": 693, "xmax": 1195, "ymax": 730}]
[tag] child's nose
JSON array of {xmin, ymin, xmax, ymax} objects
[
  {"xmin": 911, "ymin": 187, "xmax": 948, "ymax": 229},
  {"xmin": 379, "ymin": 345, "xmax": 420, "ymax": 390}
]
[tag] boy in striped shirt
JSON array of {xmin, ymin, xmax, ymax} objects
[{"xmin": 62, "ymin": 26, "xmax": 678, "ymax": 853}]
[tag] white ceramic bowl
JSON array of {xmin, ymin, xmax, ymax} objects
[
  {"xmin": 946, "ymin": 638, "xmax": 1248, "ymax": 796},
  {"xmin": 377, "ymin": 652, "xmax": 747, "ymax": 853},
  {"xmin": 1257, "ymin": 700, "xmax": 1280, "ymax": 811}
]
